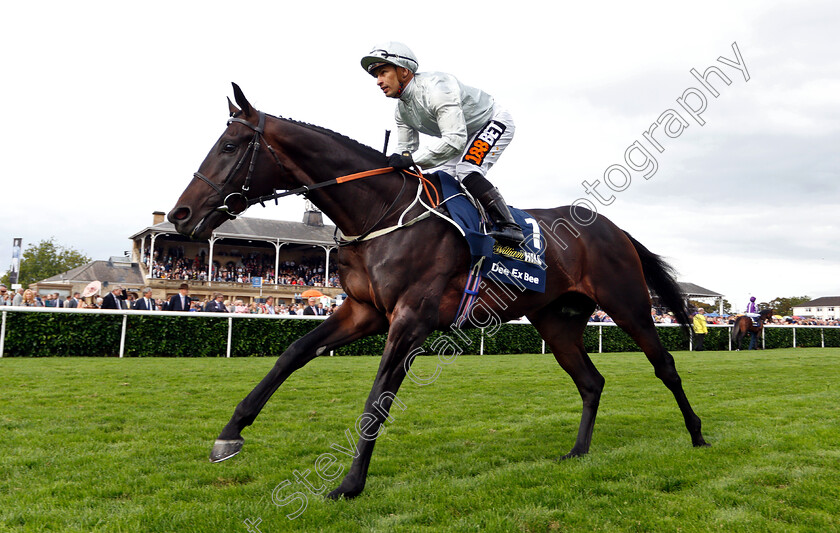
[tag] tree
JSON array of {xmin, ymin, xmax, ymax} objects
[
  {"xmin": 688, "ymin": 299, "xmax": 715, "ymax": 313},
  {"xmin": 0, "ymin": 238, "xmax": 91, "ymax": 287},
  {"xmin": 766, "ymin": 296, "xmax": 811, "ymax": 317}
]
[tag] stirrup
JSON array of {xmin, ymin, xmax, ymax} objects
[{"xmin": 489, "ymin": 224, "xmax": 525, "ymax": 246}]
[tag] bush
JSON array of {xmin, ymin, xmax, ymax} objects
[{"xmin": 2, "ymin": 311, "xmax": 837, "ymax": 357}]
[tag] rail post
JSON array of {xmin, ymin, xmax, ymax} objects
[
  {"xmin": 0, "ymin": 311, "xmax": 6, "ymax": 358},
  {"xmin": 119, "ymin": 314, "xmax": 127, "ymax": 358}
]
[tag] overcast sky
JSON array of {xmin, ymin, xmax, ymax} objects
[{"xmin": 1, "ymin": 0, "xmax": 837, "ymax": 310}]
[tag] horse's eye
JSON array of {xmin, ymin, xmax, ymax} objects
[{"xmin": 222, "ymin": 143, "xmax": 237, "ymax": 153}]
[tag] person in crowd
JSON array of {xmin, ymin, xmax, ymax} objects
[
  {"xmin": 73, "ymin": 295, "xmax": 88, "ymax": 309},
  {"xmin": 101, "ymin": 286, "xmax": 126, "ymax": 310},
  {"xmin": 21, "ymin": 289, "xmax": 42, "ymax": 307},
  {"xmin": 204, "ymin": 292, "xmax": 228, "ymax": 313},
  {"xmin": 133, "ymin": 287, "xmax": 157, "ymax": 311},
  {"xmin": 303, "ymin": 296, "xmax": 325, "ymax": 316},
  {"xmin": 233, "ymin": 300, "xmax": 249, "ymax": 314},
  {"xmin": 168, "ymin": 283, "xmax": 192, "ymax": 312},
  {"xmin": 0, "ymin": 284, "xmax": 12, "ymax": 306},
  {"xmin": 12, "ymin": 288, "xmax": 24, "ymax": 306},
  {"xmin": 692, "ymin": 308, "xmax": 708, "ymax": 351},
  {"xmin": 260, "ymin": 296, "xmax": 276, "ymax": 315}
]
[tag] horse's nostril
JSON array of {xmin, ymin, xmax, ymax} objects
[{"xmin": 170, "ymin": 207, "xmax": 191, "ymax": 222}]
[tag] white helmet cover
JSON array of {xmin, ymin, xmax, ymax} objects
[{"xmin": 360, "ymin": 42, "xmax": 419, "ymax": 76}]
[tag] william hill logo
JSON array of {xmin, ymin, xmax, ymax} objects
[{"xmin": 492, "ymin": 243, "xmax": 541, "ymax": 266}]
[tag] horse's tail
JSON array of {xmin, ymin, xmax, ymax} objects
[
  {"xmin": 624, "ymin": 231, "xmax": 691, "ymax": 328},
  {"xmin": 730, "ymin": 317, "xmax": 741, "ymax": 342}
]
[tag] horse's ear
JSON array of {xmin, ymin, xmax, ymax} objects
[
  {"xmin": 227, "ymin": 97, "xmax": 240, "ymax": 117},
  {"xmin": 231, "ymin": 82, "xmax": 252, "ymax": 116}
]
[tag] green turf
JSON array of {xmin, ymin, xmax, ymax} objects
[{"xmin": 1, "ymin": 349, "xmax": 839, "ymax": 532}]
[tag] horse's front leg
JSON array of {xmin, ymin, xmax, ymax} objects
[
  {"xmin": 211, "ymin": 299, "xmax": 387, "ymax": 462},
  {"xmin": 326, "ymin": 308, "xmax": 435, "ymax": 499}
]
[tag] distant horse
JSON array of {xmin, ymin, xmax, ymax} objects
[
  {"xmin": 167, "ymin": 84, "xmax": 709, "ymax": 499},
  {"xmin": 731, "ymin": 309, "xmax": 774, "ymax": 350}
]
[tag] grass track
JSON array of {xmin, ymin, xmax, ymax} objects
[{"xmin": 1, "ymin": 349, "xmax": 839, "ymax": 532}]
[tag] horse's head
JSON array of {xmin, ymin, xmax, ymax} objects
[
  {"xmin": 759, "ymin": 308, "xmax": 775, "ymax": 323},
  {"xmin": 168, "ymin": 83, "xmax": 284, "ymax": 240}
]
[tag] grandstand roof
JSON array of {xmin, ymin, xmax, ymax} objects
[
  {"xmin": 39, "ymin": 259, "xmax": 146, "ymax": 286},
  {"xmin": 677, "ymin": 282, "xmax": 723, "ymax": 298},
  {"xmin": 129, "ymin": 215, "xmax": 336, "ymax": 245}
]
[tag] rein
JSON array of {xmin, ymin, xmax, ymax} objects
[{"xmin": 192, "ymin": 110, "xmax": 442, "ymax": 243}]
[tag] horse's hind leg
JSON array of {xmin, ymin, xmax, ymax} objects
[
  {"xmin": 601, "ymin": 296, "xmax": 709, "ymax": 448},
  {"xmin": 211, "ymin": 298, "xmax": 388, "ymax": 462},
  {"xmin": 528, "ymin": 294, "xmax": 603, "ymax": 458}
]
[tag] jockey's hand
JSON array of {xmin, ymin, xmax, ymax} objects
[{"xmin": 388, "ymin": 151, "xmax": 414, "ymax": 170}]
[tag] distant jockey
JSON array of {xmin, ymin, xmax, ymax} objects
[{"xmin": 745, "ymin": 296, "xmax": 760, "ymax": 326}]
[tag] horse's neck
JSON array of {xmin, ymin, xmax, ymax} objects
[{"xmin": 271, "ymin": 121, "xmax": 403, "ymax": 236}]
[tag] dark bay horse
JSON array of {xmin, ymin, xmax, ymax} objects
[
  {"xmin": 731, "ymin": 309, "xmax": 774, "ymax": 350},
  {"xmin": 167, "ymin": 84, "xmax": 708, "ymax": 499}
]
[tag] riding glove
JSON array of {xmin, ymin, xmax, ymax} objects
[{"xmin": 388, "ymin": 151, "xmax": 414, "ymax": 170}]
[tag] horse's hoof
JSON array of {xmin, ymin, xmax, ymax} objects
[
  {"xmin": 559, "ymin": 450, "xmax": 586, "ymax": 461},
  {"xmin": 210, "ymin": 438, "xmax": 244, "ymax": 463},
  {"xmin": 326, "ymin": 481, "xmax": 364, "ymax": 500}
]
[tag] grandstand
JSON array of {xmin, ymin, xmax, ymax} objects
[{"xmin": 34, "ymin": 208, "xmax": 343, "ymax": 305}]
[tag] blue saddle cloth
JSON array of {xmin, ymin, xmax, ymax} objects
[{"xmin": 436, "ymin": 171, "xmax": 546, "ymax": 293}]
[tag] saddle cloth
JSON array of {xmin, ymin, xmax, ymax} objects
[{"xmin": 436, "ymin": 171, "xmax": 546, "ymax": 294}]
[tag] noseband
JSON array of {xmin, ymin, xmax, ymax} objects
[{"xmin": 192, "ymin": 111, "xmax": 284, "ymax": 215}]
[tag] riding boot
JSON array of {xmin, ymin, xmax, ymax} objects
[{"xmin": 462, "ymin": 172, "xmax": 525, "ymax": 246}]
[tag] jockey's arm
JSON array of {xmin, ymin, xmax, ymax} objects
[
  {"xmin": 395, "ymin": 111, "xmax": 419, "ymax": 154},
  {"xmin": 396, "ymin": 81, "xmax": 469, "ymax": 169}
]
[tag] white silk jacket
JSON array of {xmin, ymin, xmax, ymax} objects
[{"xmin": 395, "ymin": 72, "xmax": 495, "ymax": 169}]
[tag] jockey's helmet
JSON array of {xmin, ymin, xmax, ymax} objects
[{"xmin": 361, "ymin": 42, "xmax": 419, "ymax": 76}]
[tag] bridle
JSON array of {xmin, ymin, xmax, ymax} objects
[{"xmin": 191, "ymin": 111, "xmax": 284, "ymax": 216}]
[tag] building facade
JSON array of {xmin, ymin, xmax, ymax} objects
[{"xmin": 792, "ymin": 297, "xmax": 840, "ymax": 321}]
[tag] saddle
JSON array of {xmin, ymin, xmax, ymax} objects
[{"xmin": 434, "ymin": 171, "xmax": 546, "ymax": 294}]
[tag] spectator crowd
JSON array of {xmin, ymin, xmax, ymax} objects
[
  {"xmin": 0, "ymin": 283, "xmax": 338, "ymax": 315},
  {"xmin": 587, "ymin": 307, "xmax": 840, "ymax": 327},
  {"xmin": 145, "ymin": 247, "xmax": 340, "ymax": 288}
]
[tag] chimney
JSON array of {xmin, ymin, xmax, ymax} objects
[
  {"xmin": 152, "ymin": 211, "xmax": 166, "ymax": 225},
  {"xmin": 303, "ymin": 209, "xmax": 324, "ymax": 227},
  {"xmin": 302, "ymin": 201, "xmax": 324, "ymax": 227}
]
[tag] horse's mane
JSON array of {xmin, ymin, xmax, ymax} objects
[{"xmin": 270, "ymin": 113, "xmax": 387, "ymax": 162}]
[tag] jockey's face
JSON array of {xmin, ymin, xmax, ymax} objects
[{"xmin": 374, "ymin": 65, "xmax": 411, "ymax": 98}]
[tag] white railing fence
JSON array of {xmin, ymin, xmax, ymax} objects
[{"xmin": 0, "ymin": 307, "xmax": 837, "ymax": 357}]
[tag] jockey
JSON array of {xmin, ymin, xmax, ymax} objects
[
  {"xmin": 361, "ymin": 41, "xmax": 525, "ymax": 245},
  {"xmin": 745, "ymin": 296, "xmax": 760, "ymax": 326}
]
